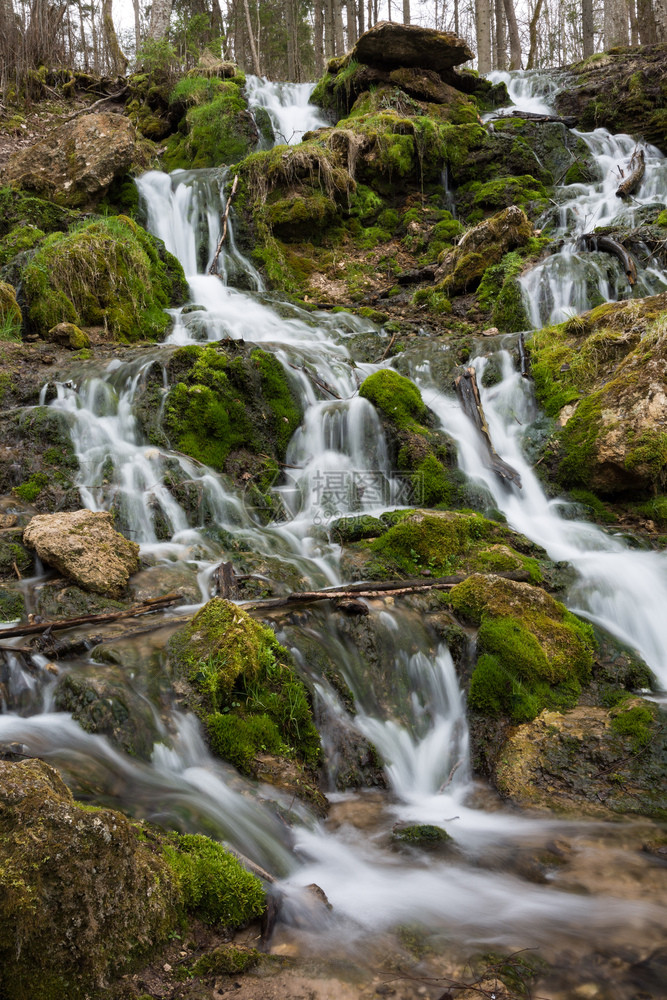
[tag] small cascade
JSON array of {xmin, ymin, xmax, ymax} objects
[
  {"xmin": 488, "ymin": 71, "xmax": 667, "ymax": 325},
  {"xmin": 245, "ymin": 75, "xmax": 329, "ymax": 145}
]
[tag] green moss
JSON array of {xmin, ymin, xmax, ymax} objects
[
  {"xmin": 266, "ymin": 191, "xmax": 338, "ymax": 240},
  {"xmin": 413, "ymin": 453, "xmax": 455, "ymax": 506},
  {"xmin": 570, "ymin": 489, "xmax": 617, "ymax": 524},
  {"xmin": 359, "ymin": 369, "xmax": 426, "ymax": 430},
  {"xmin": 477, "ymin": 250, "xmax": 529, "ymax": 332},
  {"xmin": 0, "ymin": 587, "xmax": 25, "ymax": 622},
  {"xmin": 392, "ymin": 824, "xmax": 452, "ymax": 845},
  {"xmin": 657, "ymin": 210, "xmax": 667, "ymax": 227},
  {"xmin": 459, "ymin": 174, "xmax": 548, "ymax": 219},
  {"xmin": 413, "ymin": 287, "xmax": 452, "ymax": 314},
  {"xmin": 610, "ymin": 704, "xmax": 655, "ymax": 751},
  {"xmin": 168, "ymin": 599, "xmax": 321, "ymax": 768},
  {"xmin": 370, "ymin": 511, "xmax": 490, "ymax": 575},
  {"xmin": 0, "ymin": 282, "xmax": 22, "ymax": 341},
  {"xmin": 0, "ymin": 223, "xmax": 45, "ymax": 266},
  {"xmin": 13, "ymin": 471, "xmax": 48, "ymax": 502},
  {"xmin": 0, "ymin": 187, "xmax": 79, "ymax": 238},
  {"xmin": 164, "ymin": 345, "xmax": 301, "ymax": 468},
  {"xmin": 163, "ymin": 77, "xmax": 256, "ymax": 169},
  {"xmin": 22, "ymin": 216, "xmax": 187, "ymax": 342},
  {"xmin": 625, "ymin": 430, "xmax": 667, "ymax": 478},
  {"xmin": 162, "ymin": 833, "xmax": 265, "ymax": 927},
  {"xmin": 191, "ymin": 945, "xmax": 261, "ymax": 976},
  {"xmin": 450, "ymin": 574, "xmax": 595, "ymax": 723}
]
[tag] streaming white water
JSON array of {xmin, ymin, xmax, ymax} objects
[
  {"xmin": 245, "ymin": 75, "xmax": 329, "ymax": 145},
  {"xmin": 2, "ymin": 71, "xmax": 667, "ymax": 990},
  {"xmin": 489, "ymin": 69, "xmax": 667, "ymax": 325}
]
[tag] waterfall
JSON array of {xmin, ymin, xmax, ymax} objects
[{"xmin": 245, "ymin": 75, "xmax": 329, "ymax": 145}]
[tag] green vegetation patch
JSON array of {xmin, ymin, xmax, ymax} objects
[
  {"xmin": 22, "ymin": 215, "xmax": 187, "ymax": 341},
  {"xmin": 359, "ymin": 369, "xmax": 427, "ymax": 431},
  {"xmin": 449, "ymin": 573, "xmax": 595, "ymax": 723},
  {"xmin": 162, "ymin": 832, "xmax": 265, "ymax": 927},
  {"xmin": 163, "ymin": 75, "xmax": 257, "ymax": 170},
  {"xmin": 168, "ymin": 598, "xmax": 321, "ymax": 771}
]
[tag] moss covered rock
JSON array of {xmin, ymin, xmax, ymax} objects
[
  {"xmin": 528, "ymin": 291, "xmax": 667, "ymax": 495},
  {"xmin": 163, "ymin": 74, "xmax": 258, "ymax": 170},
  {"xmin": 0, "ymin": 223, "xmax": 45, "ymax": 267},
  {"xmin": 495, "ymin": 699, "xmax": 667, "ymax": 819},
  {"xmin": 0, "ymin": 758, "xmax": 179, "ymax": 999},
  {"xmin": 21, "ymin": 215, "xmax": 187, "ymax": 341},
  {"xmin": 0, "ymin": 281, "xmax": 22, "ymax": 340},
  {"xmin": 168, "ymin": 599, "xmax": 323, "ymax": 802},
  {"xmin": 1, "ymin": 112, "xmax": 152, "ymax": 208},
  {"xmin": 449, "ymin": 573, "xmax": 595, "ymax": 723},
  {"xmin": 434, "ymin": 206, "xmax": 534, "ymax": 295}
]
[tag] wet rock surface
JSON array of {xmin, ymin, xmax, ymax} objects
[{"xmin": 23, "ymin": 509, "xmax": 140, "ymax": 596}]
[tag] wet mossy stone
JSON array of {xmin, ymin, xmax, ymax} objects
[
  {"xmin": 162, "ymin": 832, "xmax": 265, "ymax": 927},
  {"xmin": 0, "ymin": 223, "xmax": 45, "ymax": 267},
  {"xmin": 0, "ymin": 187, "xmax": 80, "ymax": 239},
  {"xmin": 434, "ymin": 206, "xmax": 533, "ymax": 296},
  {"xmin": 0, "ymin": 758, "xmax": 180, "ymax": 999},
  {"xmin": 168, "ymin": 598, "xmax": 321, "ymax": 770},
  {"xmin": 359, "ymin": 369, "xmax": 427, "ymax": 430},
  {"xmin": 162, "ymin": 343, "xmax": 302, "ymax": 470},
  {"xmin": 449, "ymin": 573, "xmax": 596, "ymax": 723},
  {"xmin": 163, "ymin": 75, "xmax": 258, "ymax": 170},
  {"xmin": 21, "ymin": 215, "xmax": 187, "ymax": 342},
  {"xmin": 392, "ymin": 823, "xmax": 452, "ymax": 846}
]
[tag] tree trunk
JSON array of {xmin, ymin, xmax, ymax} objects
[
  {"xmin": 582, "ymin": 0, "xmax": 595, "ymax": 55},
  {"xmin": 526, "ymin": 0, "xmax": 544, "ymax": 69},
  {"xmin": 243, "ymin": 0, "xmax": 262, "ymax": 74},
  {"xmin": 286, "ymin": 0, "xmax": 297, "ymax": 79},
  {"xmin": 454, "ymin": 0, "xmax": 459, "ymax": 35},
  {"xmin": 334, "ymin": 0, "xmax": 345, "ymax": 53},
  {"xmin": 653, "ymin": 0, "xmax": 667, "ymax": 39},
  {"xmin": 475, "ymin": 0, "xmax": 492, "ymax": 73},
  {"xmin": 494, "ymin": 0, "xmax": 506, "ymax": 69},
  {"xmin": 628, "ymin": 0, "xmax": 639, "ymax": 41},
  {"xmin": 503, "ymin": 0, "xmax": 520, "ymax": 67},
  {"xmin": 147, "ymin": 0, "xmax": 172, "ymax": 39},
  {"xmin": 314, "ymin": 0, "xmax": 324, "ymax": 74},
  {"xmin": 402, "ymin": 0, "xmax": 410, "ymax": 24},
  {"xmin": 636, "ymin": 0, "xmax": 657, "ymax": 40},
  {"xmin": 325, "ymin": 0, "xmax": 335, "ymax": 57},
  {"xmin": 347, "ymin": 0, "xmax": 358, "ymax": 44},
  {"xmin": 102, "ymin": 0, "xmax": 128, "ymax": 72},
  {"xmin": 604, "ymin": 0, "xmax": 629, "ymax": 47},
  {"xmin": 358, "ymin": 0, "xmax": 364, "ymax": 36}
]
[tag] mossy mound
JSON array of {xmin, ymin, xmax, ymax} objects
[
  {"xmin": 449, "ymin": 573, "xmax": 596, "ymax": 723},
  {"xmin": 528, "ymin": 291, "xmax": 667, "ymax": 496},
  {"xmin": 434, "ymin": 205, "xmax": 534, "ymax": 296},
  {"xmin": 21, "ymin": 215, "xmax": 187, "ymax": 341},
  {"xmin": 156, "ymin": 344, "xmax": 301, "ymax": 498},
  {"xmin": 359, "ymin": 368, "xmax": 427, "ymax": 430},
  {"xmin": 0, "ymin": 223, "xmax": 45, "ymax": 268},
  {"xmin": 0, "ymin": 187, "xmax": 80, "ymax": 239},
  {"xmin": 163, "ymin": 73, "xmax": 257, "ymax": 170},
  {"xmin": 0, "ymin": 758, "xmax": 179, "ymax": 999},
  {"xmin": 168, "ymin": 599, "xmax": 321, "ymax": 778},
  {"xmin": 495, "ymin": 699, "xmax": 667, "ymax": 819},
  {"xmin": 0, "ymin": 282, "xmax": 22, "ymax": 341}
]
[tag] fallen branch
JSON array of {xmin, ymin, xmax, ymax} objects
[
  {"xmin": 580, "ymin": 233, "xmax": 637, "ymax": 285},
  {"xmin": 491, "ymin": 110, "xmax": 577, "ymax": 126},
  {"xmin": 240, "ymin": 570, "xmax": 531, "ymax": 611},
  {"xmin": 616, "ymin": 148, "xmax": 645, "ymax": 199},
  {"xmin": 455, "ymin": 367, "xmax": 522, "ymax": 488},
  {"xmin": 0, "ymin": 593, "xmax": 183, "ymax": 641},
  {"xmin": 208, "ymin": 173, "xmax": 239, "ymax": 275}
]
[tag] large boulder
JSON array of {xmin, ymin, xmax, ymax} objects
[
  {"xmin": 23, "ymin": 509, "xmax": 140, "ymax": 597},
  {"xmin": 528, "ymin": 291, "xmax": 667, "ymax": 496},
  {"xmin": 0, "ymin": 758, "xmax": 178, "ymax": 998},
  {"xmin": 434, "ymin": 205, "xmax": 534, "ymax": 294},
  {"xmin": 351, "ymin": 21, "xmax": 473, "ymax": 73},
  {"xmin": 1, "ymin": 112, "xmax": 150, "ymax": 207}
]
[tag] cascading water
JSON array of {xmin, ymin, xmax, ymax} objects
[
  {"xmin": 2, "ymin": 71, "xmax": 667, "ymax": 996},
  {"xmin": 245, "ymin": 75, "xmax": 329, "ymax": 145},
  {"xmin": 489, "ymin": 70, "xmax": 667, "ymax": 325}
]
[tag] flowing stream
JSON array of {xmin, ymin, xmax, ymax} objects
[{"xmin": 2, "ymin": 74, "xmax": 667, "ymax": 995}]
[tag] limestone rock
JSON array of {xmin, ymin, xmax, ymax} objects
[
  {"xmin": 0, "ymin": 758, "xmax": 178, "ymax": 997},
  {"xmin": 45, "ymin": 322, "xmax": 90, "ymax": 349},
  {"xmin": 1, "ymin": 112, "xmax": 149, "ymax": 207},
  {"xmin": 23, "ymin": 509, "xmax": 140, "ymax": 596},
  {"xmin": 435, "ymin": 206, "xmax": 533, "ymax": 294},
  {"xmin": 352, "ymin": 21, "xmax": 473, "ymax": 73}
]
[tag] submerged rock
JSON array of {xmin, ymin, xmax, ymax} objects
[
  {"xmin": 1, "ymin": 112, "xmax": 150, "ymax": 207},
  {"xmin": 23, "ymin": 509, "xmax": 140, "ymax": 597},
  {"xmin": 351, "ymin": 21, "xmax": 473, "ymax": 73}
]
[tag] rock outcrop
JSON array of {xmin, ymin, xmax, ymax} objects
[
  {"xmin": 435, "ymin": 206, "xmax": 534, "ymax": 294},
  {"xmin": 1, "ymin": 112, "xmax": 150, "ymax": 207},
  {"xmin": 23, "ymin": 509, "xmax": 140, "ymax": 596},
  {"xmin": 351, "ymin": 20, "xmax": 474, "ymax": 72}
]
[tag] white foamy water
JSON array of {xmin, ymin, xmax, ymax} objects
[{"xmin": 246, "ymin": 75, "xmax": 329, "ymax": 145}]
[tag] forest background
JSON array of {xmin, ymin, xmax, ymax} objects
[{"xmin": 1, "ymin": 0, "xmax": 666, "ymax": 107}]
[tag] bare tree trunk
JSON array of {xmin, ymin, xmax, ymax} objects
[
  {"xmin": 325, "ymin": 0, "xmax": 335, "ymax": 56},
  {"xmin": 286, "ymin": 0, "xmax": 297, "ymax": 79},
  {"xmin": 358, "ymin": 0, "xmax": 364, "ymax": 36},
  {"xmin": 147, "ymin": 0, "xmax": 172, "ymax": 39},
  {"xmin": 314, "ymin": 0, "xmax": 324, "ymax": 74},
  {"xmin": 475, "ymin": 0, "xmax": 492, "ymax": 72},
  {"xmin": 102, "ymin": 0, "xmax": 128, "ymax": 72},
  {"xmin": 628, "ymin": 0, "xmax": 639, "ymax": 41},
  {"xmin": 77, "ymin": 0, "xmax": 89, "ymax": 69},
  {"xmin": 402, "ymin": 0, "xmax": 410, "ymax": 23},
  {"xmin": 347, "ymin": 0, "xmax": 358, "ymax": 44},
  {"xmin": 604, "ymin": 0, "xmax": 629, "ymax": 46},
  {"xmin": 656, "ymin": 0, "xmax": 667, "ymax": 39},
  {"xmin": 502, "ymin": 0, "xmax": 520, "ymax": 67},
  {"xmin": 494, "ymin": 0, "xmax": 506, "ymax": 69},
  {"xmin": 582, "ymin": 0, "xmax": 595, "ymax": 55},
  {"xmin": 526, "ymin": 0, "xmax": 544, "ymax": 69},
  {"xmin": 243, "ymin": 0, "xmax": 261, "ymax": 74},
  {"xmin": 636, "ymin": 0, "xmax": 657, "ymax": 40},
  {"xmin": 131, "ymin": 0, "xmax": 141, "ymax": 52},
  {"xmin": 454, "ymin": 0, "xmax": 459, "ymax": 35},
  {"xmin": 334, "ymin": 0, "xmax": 345, "ymax": 52}
]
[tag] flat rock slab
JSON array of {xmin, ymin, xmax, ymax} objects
[
  {"xmin": 1, "ymin": 112, "xmax": 147, "ymax": 207},
  {"xmin": 352, "ymin": 21, "xmax": 473, "ymax": 73},
  {"xmin": 23, "ymin": 509, "xmax": 140, "ymax": 597}
]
